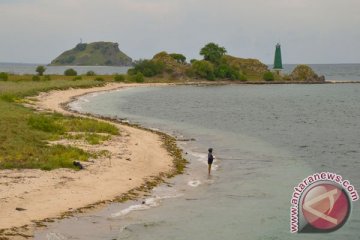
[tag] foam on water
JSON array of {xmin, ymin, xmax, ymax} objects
[{"xmin": 111, "ymin": 188, "xmax": 183, "ymax": 218}]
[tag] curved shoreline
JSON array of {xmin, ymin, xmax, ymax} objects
[{"xmin": 0, "ymin": 83, "xmax": 186, "ymax": 239}]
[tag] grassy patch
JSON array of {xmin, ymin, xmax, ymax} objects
[
  {"xmin": 0, "ymin": 76, "xmax": 119, "ymax": 170},
  {"xmin": 65, "ymin": 133, "xmax": 112, "ymax": 145},
  {"xmin": 60, "ymin": 117, "xmax": 119, "ymax": 135}
]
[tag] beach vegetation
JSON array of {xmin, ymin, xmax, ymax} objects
[
  {"xmin": 44, "ymin": 75, "xmax": 51, "ymax": 81},
  {"xmin": 64, "ymin": 68, "xmax": 77, "ymax": 76},
  {"xmin": 0, "ymin": 72, "xmax": 9, "ymax": 81},
  {"xmin": 114, "ymin": 74, "xmax": 125, "ymax": 82},
  {"xmin": 72, "ymin": 76, "xmax": 82, "ymax": 81},
  {"xmin": 0, "ymin": 76, "xmax": 115, "ymax": 170},
  {"xmin": 32, "ymin": 75, "xmax": 41, "ymax": 81},
  {"xmin": 128, "ymin": 72, "xmax": 145, "ymax": 83},
  {"xmin": 94, "ymin": 77, "xmax": 105, "ymax": 82},
  {"xmin": 64, "ymin": 133, "xmax": 112, "ymax": 145},
  {"xmin": 214, "ymin": 64, "xmax": 245, "ymax": 80},
  {"xmin": 191, "ymin": 60, "xmax": 215, "ymax": 80},
  {"xmin": 86, "ymin": 70, "xmax": 96, "ymax": 76},
  {"xmin": 129, "ymin": 59, "xmax": 164, "ymax": 77},
  {"xmin": 263, "ymin": 71, "xmax": 275, "ymax": 81},
  {"xmin": 36, "ymin": 65, "xmax": 46, "ymax": 76}
]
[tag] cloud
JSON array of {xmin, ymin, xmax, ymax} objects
[{"xmin": 0, "ymin": 0, "xmax": 359, "ymax": 63}]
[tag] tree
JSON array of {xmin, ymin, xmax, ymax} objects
[
  {"xmin": 36, "ymin": 65, "xmax": 46, "ymax": 76},
  {"xmin": 200, "ymin": 43, "xmax": 227, "ymax": 64},
  {"xmin": 169, "ymin": 53, "xmax": 186, "ymax": 64}
]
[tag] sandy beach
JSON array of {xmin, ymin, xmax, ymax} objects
[{"xmin": 0, "ymin": 83, "xmax": 177, "ymax": 234}]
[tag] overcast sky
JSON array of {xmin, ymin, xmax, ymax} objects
[{"xmin": 0, "ymin": 0, "xmax": 359, "ymax": 64}]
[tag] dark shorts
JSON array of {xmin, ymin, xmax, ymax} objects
[{"xmin": 208, "ymin": 160, "xmax": 213, "ymax": 165}]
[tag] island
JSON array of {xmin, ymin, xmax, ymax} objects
[
  {"xmin": 127, "ymin": 42, "xmax": 325, "ymax": 83},
  {"xmin": 50, "ymin": 41, "xmax": 133, "ymax": 66}
]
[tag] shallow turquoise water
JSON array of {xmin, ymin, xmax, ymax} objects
[{"xmin": 37, "ymin": 84, "xmax": 360, "ymax": 240}]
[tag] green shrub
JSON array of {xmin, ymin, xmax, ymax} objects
[
  {"xmin": 114, "ymin": 74, "xmax": 125, "ymax": 82},
  {"xmin": 64, "ymin": 68, "xmax": 77, "ymax": 76},
  {"xmin": 0, "ymin": 72, "xmax": 8, "ymax": 81},
  {"xmin": 43, "ymin": 75, "xmax": 51, "ymax": 81},
  {"xmin": 214, "ymin": 64, "xmax": 244, "ymax": 80},
  {"xmin": 32, "ymin": 75, "xmax": 41, "ymax": 81},
  {"xmin": 36, "ymin": 65, "xmax": 46, "ymax": 76},
  {"xmin": 86, "ymin": 71, "xmax": 96, "ymax": 76},
  {"xmin": 263, "ymin": 71, "xmax": 275, "ymax": 81},
  {"xmin": 191, "ymin": 60, "xmax": 215, "ymax": 80},
  {"xmin": 94, "ymin": 77, "xmax": 104, "ymax": 82},
  {"xmin": 128, "ymin": 59, "xmax": 164, "ymax": 77},
  {"xmin": 72, "ymin": 76, "xmax": 82, "ymax": 81},
  {"xmin": 239, "ymin": 73, "xmax": 247, "ymax": 81},
  {"xmin": 128, "ymin": 72, "xmax": 144, "ymax": 83}
]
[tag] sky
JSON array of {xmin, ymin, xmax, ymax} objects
[{"xmin": 0, "ymin": 0, "xmax": 359, "ymax": 64}]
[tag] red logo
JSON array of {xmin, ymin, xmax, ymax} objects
[{"xmin": 301, "ymin": 183, "xmax": 351, "ymax": 232}]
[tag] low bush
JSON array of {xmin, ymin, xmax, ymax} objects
[
  {"xmin": 0, "ymin": 72, "xmax": 9, "ymax": 81},
  {"xmin": 72, "ymin": 76, "xmax": 82, "ymax": 81},
  {"xmin": 191, "ymin": 60, "xmax": 215, "ymax": 80},
  {"xmin": 32, "ymin": 75, "xmax": 41, "ymax": 81},
  {"xmin": 86, "ymin": 71, "xmax": 96, "ymax": 76},
  {"xmin": 64, "ymin": 68, "xmax": 77, "ymax": 76},
  {"xmin": 94, "ymin": 77, "xmax": 104, "ymax": 82},
  {"xmin": 128, "ymin": 72, "xmax": 144, "ymax": 83},
  {"xmin": 43, "ymin": 75, "xmax": 51, "ymax": 81},
  {"xmin": 263, "ymin": 71, "xmax": 275, "ymax": 81},
  {"xmin": 114, "ymin": 74, "xmax": 125, "ymax": 82}
]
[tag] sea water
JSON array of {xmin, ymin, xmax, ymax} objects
[{"xmin": 36, "ymin": 84, "xmax": 360, "ymax": 240}]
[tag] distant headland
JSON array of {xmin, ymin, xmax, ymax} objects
[{"xmin": 50, "ymin": 41, "xmax": 133, "ymax": 66}]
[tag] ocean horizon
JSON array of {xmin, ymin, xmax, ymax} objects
[{"xmin": 1, "ymin": 62, "xmax": 360, "ymax": 81}]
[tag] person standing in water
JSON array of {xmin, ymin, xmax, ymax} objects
[{"xmin": 208, "ymin": 148, "xmax": 214, "ymax": 175}]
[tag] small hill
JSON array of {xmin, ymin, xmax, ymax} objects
[
  {"xmin": 50, "ymin": 42, "xmax": 132, "ymax": 66},
  {"xmin": 222, "ymin": 55, "xmax": 269, "ymax": 75},
  {"xmin": 289, "ymin": 65, "xmax": 325, "ymax": 82}
]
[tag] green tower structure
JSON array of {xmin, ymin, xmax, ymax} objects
[{"xmin": 273, "ymin": 43, "xmax": 283, "ymax": 70}]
